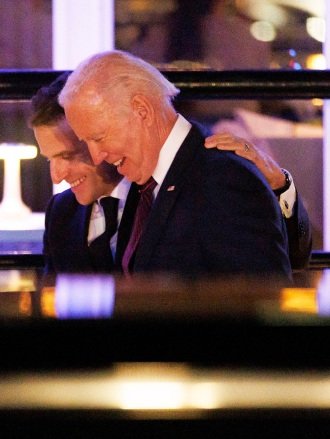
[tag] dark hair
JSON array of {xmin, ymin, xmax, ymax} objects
[{"xmin": 29, "ymin": 71, "xmax": 71, "ymax": 127}]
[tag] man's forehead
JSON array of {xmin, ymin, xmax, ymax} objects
[
  {"xmin": 66, "ymin": 96, "xmax": 108, "ymax": 122},
  {"xmin": 69, "ymin": 84, "xmax": 105, "ymax": 108}
]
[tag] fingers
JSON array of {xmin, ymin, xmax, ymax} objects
[
  {"xmin": 205, "ymin": 132, "xmax": 255, "ymax": 158},
  {"xmin": 204, "ymin": 132, "xmax": 235, "ymax": 148}
]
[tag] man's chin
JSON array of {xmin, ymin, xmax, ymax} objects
[{"xmin": 73, "ymin": 195, "xmax": 92, "ymax": 206}]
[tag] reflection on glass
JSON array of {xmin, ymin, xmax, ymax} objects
[
  {"xmin": 0, "ymin": 270, "xmax": 36, "ymax": 317},
  {"xmin": 40, "ymin": 286, "xmax": 56, "ymax": 318},
  {"xmin": 0, "ymin": 270, "xmax": 36, "ymax": 293},
  {"xmin": 55, "ymin": 274, "xmax": 115, "ymax": 319},
  {"xmin": 18, "ymin": 291, "xmax": 32, "ymax": 316},
  {"xmin": 280, "ymin": 270, "xmax": 330, "ymax": 316}
]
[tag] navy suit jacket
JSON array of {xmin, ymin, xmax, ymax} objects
[
  {"xmin": 43, "ymin": 189, "xmax": 113, "ymax": 274},
  {"xmin": 286, "ymin": 193, "xmax": 311, "ymax": 270},
  {"xmin": 43, "ymin": 124, "xmax": 310, "ymax": 277},
  {"xmin": 117, "ymin": 123, "xmax": 292, "ymax": 279}
]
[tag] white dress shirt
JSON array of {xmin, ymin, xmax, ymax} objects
[
  {"xmin": 87, "ymin": 113, "xmax": 191, "ymax": 254},
  {"xmin": 152, "ymin": 114, "xmax": 192, "ymax": 195},
  {"xmin": 278, "ymin": 170, "xmax": 296, "ymax": 219},
  {"xmin": 151, "ymin": 114, "xmax": 295, "ymax": 221}
]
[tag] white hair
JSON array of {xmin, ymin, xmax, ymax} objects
[{"xmin": 58, "ymin": 50, "xmax": 180, "ymax": 109}]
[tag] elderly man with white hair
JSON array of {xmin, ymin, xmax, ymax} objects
[{"xmin": 59, "ymin": 50, "xmax": 292, "ymax": 280}]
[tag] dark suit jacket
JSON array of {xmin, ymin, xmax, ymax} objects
[
  {"xmin": 43, "ymin": 189, "xmax": 113, "ymax": 274},
  {"xmin": 117, "ymin": 123, "xmax": 292, "ymax": 280},
  {"xmin": 285, "ymin": 192, "xmax": 311, "ymax": 270},
  {"xmin": 44, "ymin": 125, "xmax": 310, "ymax": 277}
]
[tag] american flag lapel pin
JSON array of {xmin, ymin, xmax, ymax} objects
[{"xmin": 167, "ymin": 185, "xmax": 175, "ymax": 192}]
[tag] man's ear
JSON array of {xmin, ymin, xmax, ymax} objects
[{"xmin": 131, "ymin": 94, "xmax": 154, "ymax": 126}]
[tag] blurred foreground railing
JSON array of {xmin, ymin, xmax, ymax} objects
[{"xmin": 1, "ymin": 69, "xmax": 330, "ymax": 101}]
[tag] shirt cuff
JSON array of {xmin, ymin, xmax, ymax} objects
[{"xmin": 278, "ymin": 172, "xmax": 296, "ymax": 219}]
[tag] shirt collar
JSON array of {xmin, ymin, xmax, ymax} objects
[
  {"xmin": 98, "ymin": 177, "xmax": 131, "ymax": 204},
  {"xmin": 152, "ymin": 114, "xmax": 192, "ymax": 188}
]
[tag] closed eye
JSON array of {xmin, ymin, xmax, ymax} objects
[
  {"xmin": 92, "ymin": 137, "xmax": 104, "ymax": 143},
  {"xmin": 60, "ymin": 152, "xmax": 79, "ymax": 161}
]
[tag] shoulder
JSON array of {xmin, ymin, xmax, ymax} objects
[
  {"xmin": 186, "ymin": 121, "xmax": 271, "ymax": 191},
  {"xmin": 203, "ymin": 146, "xmax": 270, "ymax": 192},
  {"xmin": 50, "ymin": 188, "xmax": 77, "ymax": 205},
  {"xmin": 45, "ymin": 188, "xmax": 79, "ymax": 216}
]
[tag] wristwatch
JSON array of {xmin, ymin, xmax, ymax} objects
[{"xmin": 273, "ymin": 169, "xmax": 292, "ymax": 196}]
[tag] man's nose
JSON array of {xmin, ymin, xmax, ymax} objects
[
  {"xmin": 50, "ymin": 160, "xmax": 69, "ymax": 184},
  {"xmin": 87, "ymin": 141, "xmax": 108, "ymax": 165}
]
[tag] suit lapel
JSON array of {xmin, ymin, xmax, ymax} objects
[
  {"xmin": 115, "ymin": 182, "xmax": 140, "ymax": 267},
  {"xmin": 134, "ymin": 125, "xmax": 203, "ymax": 269},
  {"xmin": 54, "ymin": 199, "xmax": 93, "ymax": 270},
  {"xmin": 70, "ymin": 203, "xmax": 93, "ymax": 254}
]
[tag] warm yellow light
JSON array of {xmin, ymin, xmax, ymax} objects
[
  {"xmin": 190, "ymin": 382, "xmax": 223, "ymax": 409},
  {"xmin": 312, "ymin": 98, "xmax": 323, "ymax": 107},
  {"xmin": 40, "ymin": 287, "xmax": 56, "ymax": 318},
  {"xmin": 280, "ymin": 288, "xmax": 317, "ymax": 313},
  {"xmin": 116, "ymin": 381, "xmax": 185, "ymax": 409},
  {"xmin": 0, "ymin": 270, "xmax": 36, "ymax": 293},
  {"xmin": 19, "ymin": 292, "xmax": 32, "ymax": 316},
  {"xmin": 306, "ymin": 53, "xmax": 326, "ymax": 70}
]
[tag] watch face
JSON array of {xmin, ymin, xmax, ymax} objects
[
  {"xmin": 283, "ymin": 170, "xmax": 292, "ymax": 186},
  {"xmin": 274, "ymin": 169, "xmax": 291, "ymax": 196}
]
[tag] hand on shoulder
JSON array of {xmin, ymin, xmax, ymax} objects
[{"xmin": 204, "ymin": 132, "xmax": 286, "ymax": 190}]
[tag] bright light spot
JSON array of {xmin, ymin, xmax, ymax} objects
[
  {"xmin": 306, "ymin": 17, "xmax": 325, "ymax": 42},
  {"xmin": 280, "ymin": 288, "xmax": 317, "ymax": 313},
  {"xmin": 55, "ymin": 274, "xmax": 115, "ymax": 319},
  {"xmin": 306, "ymin": 53, "xmax": 326, "ymax": 70},
  {"xmin": 190, "ymin": 382, "xmax": 223, "ymax": 409},
  {"xmin": 116, "ymin": 382, "xmax": 185, "ymax": 409},
  {"xmin": 312, "ymin": 98, "xmax": 323, "ymax": 107},
  {"xmin": 0, "ymin": 143, "xmax": 37, "ymax": 159},
  {"xmin": 245, "ymin": 2, "xmax": 287, "ymax": 27},
  {"xmin": 250, "ymin": 21, "xmax": 276, "ymax": 42}
]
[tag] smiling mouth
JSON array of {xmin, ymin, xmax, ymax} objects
[
  {"xmin": 113, "ymin": 158, "xmax": 124, "ymax": 167},
  {"xmin": 70, "ymin": 176, "xmax": 87, "ymax": 188}
]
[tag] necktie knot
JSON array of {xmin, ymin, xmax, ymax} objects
[
  {"xmin": 88, "ymin": 196, "xmax": 119, "ymax": 271},
  {"xmin": 100, "ymin": 196, "xmax": 119, "ymax": 238},
  {"xmin": 138, "ymin": 176, "xmax": 157, "ymax": 194}
]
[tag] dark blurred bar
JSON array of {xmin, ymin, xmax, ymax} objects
[
  {"xmin": 0, "ymin": 271, "xmax": 328, "ymax": 369},
  {"xmin": 1, "ymin": 69, "xmax": 330, "ymax": 101}
]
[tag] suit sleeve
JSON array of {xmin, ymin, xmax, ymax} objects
[{"xmin": 285, "ymin": 192, "xmax": 312, "ymax": 270}]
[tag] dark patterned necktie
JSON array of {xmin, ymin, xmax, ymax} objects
[
  {"xmin": 121, "ymin": 177, "xmax": 157, "ymax": 275},
  {"xmin": 88, "ymin": 196, "xmax": 119, "ymax": 271}
]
